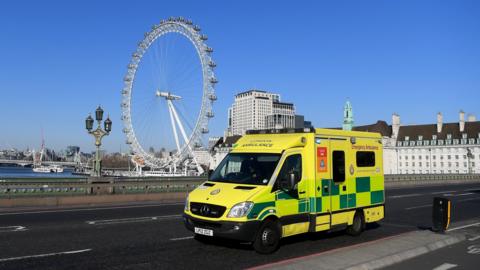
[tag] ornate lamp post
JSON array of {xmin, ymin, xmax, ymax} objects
[{"xmin": 85, "ymin": 106, "xmax": 112, "ymax": 177}]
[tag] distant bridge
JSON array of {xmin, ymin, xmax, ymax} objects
[{"xmin": 0, "ymin": 159, "xmax": 76, "ymax": 167}]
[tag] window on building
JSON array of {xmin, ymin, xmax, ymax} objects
[
  {"xmin": 456, "ymin": 162, "xmax": 459, "ymax": 167},
  {"xmin": 448, "ymin": 162, "xmax": 452, "ymax": 167},
  {"xmin": 399, "ymin": 162, "xmax": 402, "ymax": 167},
  {"xmin": 419, "ymin": 156, "xmax": 422, "ymax": 160},
  {"xmin": 412, "ymin": 156, "xmax": 415, "ymax": 160},
  {"xmin": 406, "ymin": 162, "xmax": 409, "ymax": 166},
  {"xmin": 405, "ymin": 136, "xmax": 410, "ymax": 141},
  {"xmin": 427, "ymin": 162, "xmax": 429, "ymax": 167},
  {"xmin": 455, "ymin": 155, "xmax": 459, "ymax": 159},
  {"xmin": 447, "ymin": 134, "xmax": 452, "ymax": 140},
  {"xmin": 419, "ymin": 162, "xmax": 422, "ymax": 167},
  {"xmin": 356, "ymin": 151, "xmax": 375, "ymax": 167},
  {"xmin": 418, "ymin": 135, "xmax": 423, "ymax": 140},
  {"xmin": 426, "ymin": 155, "xmax": 429, "ymax": 160},
  {"xmin": 412, "ymin": 162, "xmax": 415, "ymax": 166},
  {"xmin": 432, "ymin": 135, "xmax": 437, "ymax": 140},
  {"xmin": 332, "ymin": 151, "xmax": 345, "ymax": 183},
  {"xmin": 433, "ymin": 162, "xmax": 436, "ymax": 167},
  {"xmin": 462, "ymin": 133, "xmax": 468, "ymax": 139},
  {"xmin": 433, "ymin": 156, "xmax": 436, "ymax": 160},
  {"xmin": 448, "ymin": 155, "xmax": 451, "ymax": 160},
  {"xmin": 464, "ymin": 162, "xmax": 467, "ymax": 167},
  {"xmin": 463, "ymin": 155, "xmax": 467, "ymax": 159}
]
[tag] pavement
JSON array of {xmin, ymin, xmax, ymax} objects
[
  {"xmin": 0, "ymin": 182, "xmax": 479, "ymax": 269},
  {"xmin": 248, "ymin": 221, "xmax": 479, "ymax": 270}
]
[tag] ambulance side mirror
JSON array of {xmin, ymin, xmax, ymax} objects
[{"xmin": 279, "ymin": 173, "xmax": 298, "ymax": 194}]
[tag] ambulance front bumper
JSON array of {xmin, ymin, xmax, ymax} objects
[{"xmin": 183, "ymin": 213, "xmax": 261, "ymax": 242}]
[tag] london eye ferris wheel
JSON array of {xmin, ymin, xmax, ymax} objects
[{"xmin": 121, "ymin": 17, "xmax": 217, "ymax": 174}]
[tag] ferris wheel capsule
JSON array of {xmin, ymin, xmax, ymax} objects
[
  {"xmin": 210, "ymin": 77, "xmax": 218, "ymax": 84},
  {"xmin": 208, "ymin": 60, "xmax": 216, "ymax": 68},
  {"xmin": 205, "ymin": 47, "xmax": 213, "ymax": 53}
]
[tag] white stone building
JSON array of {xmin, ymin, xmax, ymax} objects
[
  {"xmin": 354, "ymin": 112, "xmax": 480, "ymax": 175},
  {"xmin": 227, "ymin": 90, "xmax": 296, "ymax": 136}
]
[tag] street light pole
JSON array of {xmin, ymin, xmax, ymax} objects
[{"xmin": 85, "ymin": 106, "xmax": 112, "ymax": 177}]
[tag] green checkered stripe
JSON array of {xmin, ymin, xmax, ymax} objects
[
  {"xmin": 247, "ymin": 176, "xmax": 384, "ymax": 219},
  {"xmin": 313, "ymin": 176, "xmax": 384, "ymax": 212}
]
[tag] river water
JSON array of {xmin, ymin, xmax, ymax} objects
[{"xmin": 0, "ymin": 166, "xmax": 83, "ymax": 178}]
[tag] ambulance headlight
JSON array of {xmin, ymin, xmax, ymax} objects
[
  {"xmin": 184, "ymin": 195, "xmax": 189, "ymax": 212},
  {"xmin": 227, "ymin": 202, "xmax": 254, "ymax": 218}
]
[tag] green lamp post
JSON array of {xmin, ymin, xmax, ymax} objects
[{"xmin": 85, "ymin": 106, "xmax": 112, "ymax": 177}]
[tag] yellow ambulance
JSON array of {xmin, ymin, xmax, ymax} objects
[{"xmin": 183, "ymin": 128, "xmax": 384, "ymax": 253}]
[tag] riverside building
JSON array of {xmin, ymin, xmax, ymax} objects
[
  {"xmin": 226, "ymin": 90, "xmax": 302, "ymax": 136},
  {"xmin": 351, "ymin": 111, "xmax": 480, "ymax": 175}
]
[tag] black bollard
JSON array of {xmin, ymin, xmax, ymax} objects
[{"xmin": 432, "ymin": 197, "xmax": 451, "ymax": 233}]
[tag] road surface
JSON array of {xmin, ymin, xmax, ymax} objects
[{"xmin": 0, "ymin": 183, "xmax": 479, "ymax": 269}]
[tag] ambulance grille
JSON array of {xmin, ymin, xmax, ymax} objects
[{"xmin": 190, "ymin": 202, "xmax": 226, "ymax": 218}]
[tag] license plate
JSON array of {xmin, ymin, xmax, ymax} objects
[{"xmin": 194, "ymin": 227, "xmax": 213, "ymax": 236}]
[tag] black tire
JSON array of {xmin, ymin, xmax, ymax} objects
[
  {"xmin": 253, "ymin": 220, "xmax": 281, "ymax": 254},
  {"xmin": 347, "ymin": 212, "xmax": 365, "ymax": 236}
]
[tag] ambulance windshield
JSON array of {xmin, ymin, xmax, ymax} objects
[{"xmin": 210, "ymin": 153, "xmax": 281, "ymax": 185}]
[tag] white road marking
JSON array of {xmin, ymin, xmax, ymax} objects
[
  {"xmin": 458, "ymin": 197, "xmax": 480, "ymax": 203},
  {"xmin": 468, "ymin": 235, "xmax": 480, "ymax": 241},
  {"xmin": 443, "ymin": 192, "xmax": 474, "ymax": 197},
  {"xmin": 170, "ymin": 236, "xmax": 194, "ymax": 241},
  {"xmin": 447, "ymin": 222, "xmax": 480, "ymax": 232},
  {"xmin": 432, "ymin": 263, "xmax": 458, "ymax": 270},
  {"xmin": 0, "ymin": 226, "xmax": 27, "ymax": 233},
  {"xmin": 431, "ymin": 190, "xmax": 456, "ymax": 195},
  {"xmin": 86, "ymin": 214, "xmax": 181, "ymax": 225},
  {"xmin": 388, "ymin": 193, "xmax": 422, "ymax": 199},
  {"xmin": 454, "ymin": 192, "xmax": 474, "ymax": 196},
  {"xmin": 0, "ymin": 203, "xmax": 184, "ymax": 216},
  {"xmin": 405, "ymin": 204, "xmax": 431, "ymax": 210},
  {"xmin": 0, "ymin": 248, "xmax": 92, "ymax": 262},
  {"xmin": 467, "ymin": 245, "xmax": 480, "ymax": 254}
]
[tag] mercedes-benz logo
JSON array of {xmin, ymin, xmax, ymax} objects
[{"xmin": 200, "ymin": 205, "xmax": 210, "ymax": 215}]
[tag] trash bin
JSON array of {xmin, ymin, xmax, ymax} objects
[{"xmin": 432, "ymin": 197, "xmax": 451, "ymax": 233}]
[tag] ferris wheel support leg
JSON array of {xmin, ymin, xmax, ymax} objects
[
  {"xmin": 167, "ymin": 100, "xmax": 182, "ymax": 153},
  {"xmin": 170, "ymin": 101, "xmax": 204, "ymax": 175}
]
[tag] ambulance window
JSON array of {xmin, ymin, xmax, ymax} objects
[
  {"xmin": 356, "ymin": 151, "xmax": 376, "ymax": 167},
  {"xmin": 332, "ymin": 151, "xmax": 345, "ymax": 183},
  {"xmin": 277, "ymin": 154, "xmax": 302, "ymax": 186}
]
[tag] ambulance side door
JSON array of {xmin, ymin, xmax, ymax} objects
[
  {"xmin": 329, "ymin": 138, "xmax": 350, "ymax": 225},
  {"xmin": 272, "ymin": 149, "xmax": 304, "ymax": 218}
]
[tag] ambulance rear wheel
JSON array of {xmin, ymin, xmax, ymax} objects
[
  {"xmin": 347, "ymin": 212, "xmax": 365, "ymax": 236},
  {"xmin": 253, "ymin": 220, "xmax": 280, "ymax": 254}
]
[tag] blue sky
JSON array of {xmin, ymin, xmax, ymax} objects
[{"xmin": 0, "ymin": 0, "xmax": 479, "ymax": 152}]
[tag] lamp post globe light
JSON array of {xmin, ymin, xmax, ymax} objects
[{"xmin": 85, "ymin": 106, "xmax": 111, "ymax": 177}]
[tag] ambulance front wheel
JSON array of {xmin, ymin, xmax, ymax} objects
[
  {"xmin": 253, "ymin": 220, "xmax": 281, "ymax": 254},
  {"xmin": 347, "ymin": 211, "xmax": 365, "ymax": 236}
]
